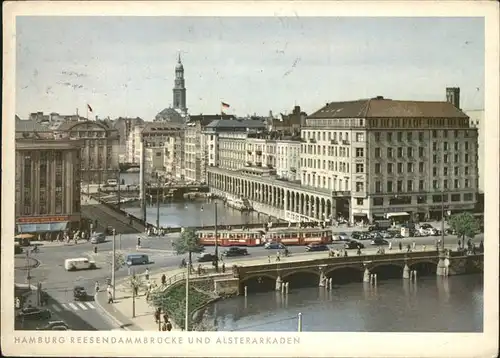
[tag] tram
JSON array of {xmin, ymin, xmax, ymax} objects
[
  {"xmin": 196, "ymin": 228, "xmax": 265, "ymax": 247},
  {"xmin": 264, "ymin": 227, "xmax": 332, "ymax": 246}
]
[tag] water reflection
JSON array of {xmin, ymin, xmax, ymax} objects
[{"xmin": 210, "ymin": 275, "xmax": 483, "ymax": 332}]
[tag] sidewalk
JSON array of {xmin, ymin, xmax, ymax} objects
[{"xmin": 97, "ymin": 242, "xmax": 455, "ymax": 331}]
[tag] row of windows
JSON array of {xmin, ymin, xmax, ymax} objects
[
  {"xmin": 374, "ymin": 162, "xmax": 472, "ymax": 176},
  {"xmin": 371, "ymin": 192, "xmax": 475, "ymax": 206},
  {"xmin": 374, "ymin": 178, "xmax": 473, "ymax": 193}
]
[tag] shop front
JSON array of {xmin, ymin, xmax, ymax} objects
[{"xmin": 16, "ymin": 215, "xmax": 80, "ymax": 241}]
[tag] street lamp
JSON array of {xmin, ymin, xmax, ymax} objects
[
  {"xmin": 111, "ymin": 228, "xmax": 116, "ymax": 300},
  {"xmin": 201, "ymin": 202, "xmax": 219, "ymax": 272},
  {"xmin": 441, "ymin": 190, "xmax": 445, "ymax": 251}
]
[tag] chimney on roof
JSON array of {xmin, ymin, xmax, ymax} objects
[
  {"xmin": 446, "ymin": 87, "xmax": 460, "ymax": 109},
  {"xmin": 374, "ymin": 96, "xmax": 384, "ymax": 100}
]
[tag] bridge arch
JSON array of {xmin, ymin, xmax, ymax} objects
[
  {"xmin": 325, "ymin": 265, "xmax": 365, "ymax": 284},
  {"xmin": 370, "ymin": 262, "xmax": 405, "ymax": 280},
  {"xmin": 282, "ymin": 269, "xmax": 320, "ymax": 289},
  {"xmin": 409, "ymin": 260, "xmax": 437, "ymax": 276},
  {"xmin": 240, "ymin": 273, "xmax": 277, "ymax": 294}
]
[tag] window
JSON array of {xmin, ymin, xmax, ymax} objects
[
  {"xmin": 407, "ymin": 147, "xmax": 413, "ymax": 157},
  {"xmin": 433, "ymin": 194, "xmax": 444, "ymax": 203},
  {"xmin": 387, "ymin": 133, "xmax": 393, "ymax": 142},
  {"xmin": 454, "ymin": 167, "xmax": 459, "ymax": 176},
  {"xmin": 407, "ymin": 163, "xmax": 414, "ymax": 173},
  {"xmin": 375, "ymin": 163, "xmax": 381, "ymax": 174},
  {"xmin": 454, "ymin": 142, "xmax": 459, "ymax": 151},
  {"xmin": 356, "ymin": 133, "xmax": 365, "ymax": 142},
  {"xmin": 433, "ymin": 180, "xmax": 438, "ymax": 189},
  {"xmin": 373, "ymin": 197, "xmax": 384, "ymax": 206},
  {"xmin": 433, "ymin": 154, "xmax": 437, "ymax": 164},
  {"xmin": 407, "ymin": 132, "xmax": 413, "ymax": 141},
  {"xmin": 454, "ymin": 154, "xmax": 459, "ymax": 163},
  {"xmin": 23, "ymin": 153, "xmax": 32, "ymax": 215},
  {"xmin": 465, "ymin": 154, "xmax": 469, "ymax": 163},
  {"xmin": 375, "ymin": 147, "xmax": 381, "ymax": 158},
  {"xmin": 407, "ymin": 180, "xmax": 413, "ymax": 191},
  {"xmin": 387, "ymin": 163, "xmax": 393, "ymax": 174},
  {"xmin": 397, "ymin": 163, "xmax": 403, "ymax": 173},
  {"xmin": 419, "ymin": 180, "xmax": 424, "ymax": 191},
  {"xmin": 443, "ymin": 130, "xmax": 448, "ymax": 138},
  {"xmin": 397, "ymin": 132, "xmax": 403, "ymax": 142},
  {"xmin": 387, "ymin": 148, "xmax": 393, "ymax": 158},
  {"xmin": 356, "ymin": 164, "xmax": 364, "ymax": 173},
  {"xmin": 432, "ymin": 142, "xmax": 438, "ymax": 151},
  {"xmin": 355, "ymin": 182, "xmax": 364, "ymax": 192},
  {"xmin": 375, "ymin": 181, "xmax": 382, "ymax": 193},
  {"xmin": 451, "ymin": 194, "xmax": 461, "ymax": 202},
  {"xmin": 355, "ymin": 148, "xmax": 364, "ymax": 157},
  {"xmin": 443, "ymin": 179, "xmax": 448, "ymax": 189},
  {"xmin": 356, "ymin": 198, "xmax": 364, "ymax": 205},
  {"xmin": 387, "ymin": 181, "xmax": 393, "ymax": 193},
  {"xmin": 444, "ymin": 154, "xmax": 448, "ymax": 163},
  {"xmin": 375, "ymin": 132, "xmax": 381, "ymax": 141},
  {"xmin": 419, "ymin": 162, "xmax": 424, "ymax": 173},
  {"xmin": 397, "ymin": 148, "xmax": 403, "ymax": 158},
  {"xmin": 465, "ymin": 167, "xmax": 469, "ymax": 175},
  {"xmin": 417, "ymin": 195, "xmax": 427, "ymax": 204},
  {"xmin": 443, "ymin": 167, "xmax": 448, "ymax": 176},
  {"xmin": 418, "ymin": 147, "xmax": 424, "ymax": 157},
  {"xmin": 443, "ymin": 142, "xmax": 448, "ymax": 150},
  {"xmin": 418, "ymin": 132, "xmax": 424, "ymax": 141},
  {"xmin": 465, "ymin": 141, "xmax": 469, "ymax": 150},
  {"xmin": 464, "ymin": 193, "xmax": 474, "ymax": 201},
  {"xmin": 454, "ymin": 179, "xmax": 460, "ymax": 188},
  {"xmin": 433, "ymin": 167, "xmax": 438, "ymax": 176},
  {"xmin": 397, "ymin": 180, "xmax": 403, "ymax": 192},
  {"xmin": 465, "ymin": 179, "xmax": 470, "ymax": 188},
  {"xmin": 432, "ymin": 130, "xmax": 437, "ymax": 138},
  {"xmin": 55, "ymin": 152, "xmax": 63, "ymax": 214}
]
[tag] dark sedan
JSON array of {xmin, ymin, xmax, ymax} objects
[
  {"xmin": 222, "ymin": 247, "xmax": 249, "ymax": 257},
  {"xmin": 305, "ymin": 243, "xmax": 329, "ymax": 252},
  {"xmin": 264, "ymin": 242, "xmax": 286, "ymax": 250},
  {"xmin": 344, "ymin": 241, "xmax": 365, "ymax": 249},
  {"xmin": 371, "ymin": 239, "xmax": 389, "ymax": 246},
  {"xmin": 197, "ymin": 253, "xmax": 217, "ymax": 262},
  {"xmin": 16, "ymin": 307, "xmax": 52, "ymax": 321},
  {"xmin": 73, "ymin": 286, "xmax": 88, "ymax": 301}
]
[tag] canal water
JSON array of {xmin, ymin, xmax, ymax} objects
[
  {"xmin": 204, "ymin": 274, "xmax": 483, "ymax": 332},
  {"xmin": 120, "ymin": 172, "xmax": 268, "ymax": 228}
]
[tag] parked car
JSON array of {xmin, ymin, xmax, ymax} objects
[
  {"xmin": 90, "ymin": 232, "xmax": 106, "ymax": 244},
  {"xmin": 420, "ymin": 223, "xmax": 434, "ymax": 230},
  {"xmin": 344, "ymin": 241, "xmax": 365, "ymax": 249},
  {"xmin": 73, "ymin": 286, "xmax": 88, "ymax": 301},
  {"xmin": 350, "ymin": 231, "xmax": 361, "ymax": 239},
  {"xmin": 334, "ymin": 232, "xmax": 349, "ymax": 241},
  {"xmin": 16, "ymin": 307, "xmax": 52, "ymax": 321},
  {"xmin": 264, "ymin": 242, "xmax": 286, "ymax": 250},
  {"xmin": 305, "ymin": 243, "xmax": 329, "ymax": 252},
  {"xmin": 36, "ymin": 321, "xmax": 70, "ymax": 331},
  {"xmin": 370, "ymin": 238, "xmax": 389, "ymax": 246},
  {"xmin": 197, "ymin": 253, "xmax": 217, "ymax": 262},
  {"xmin": 223, "ymin": 247, "xmax": 249, "ymax": 257}
]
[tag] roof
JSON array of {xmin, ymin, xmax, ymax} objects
[
  {"xmin": 54, "ymin": 120, "xmax": 110, "ymax": 131},
  {"xmin": 15, "ymin": 118, "xmax": 50, "ymax": 132},
  {"xmin": 308, "ymin": 98, "xmax": 469, "ymax": 119},
  {"xmin": 205, "ymin": 119, "xmax": 267, "ymax": 130},
  {"xmin": 188, "ymin": 114, "xmax": 236, "ymax": 126},
  {"xmin": 141, "ymin": 121, "xmax": 184, "ymax": 133},
  {"xmin": 155, "ymin": 107, "xmax": 184, "ymax": 123}
]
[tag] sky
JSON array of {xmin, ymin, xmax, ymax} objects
[{"xmin": 16, "ymin": 16, "xmax": 484, "ymax": 120}]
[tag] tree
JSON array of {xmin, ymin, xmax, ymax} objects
[
  {"xmin": 172, "ymin": 228, "xmax": 204, "ymax": 264},
  {"xmin": 448, "ymin": 212, "xmax": 479, "ymax": 246},
  {"xmin": 106, "ymin": 250, "xmax": 126, "ymax": 271}
]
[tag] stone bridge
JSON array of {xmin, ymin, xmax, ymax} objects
[{"xmin": 231, "ymin": 251, "xmax": 484, "ymax": 294}]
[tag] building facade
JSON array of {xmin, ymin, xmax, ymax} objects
[
  {"xmin": 15, "ymin": 119, "xmax": 84, "ymax": 237},
  {"xmin": 55, "ymin": 120, "xmax": 120, "ymax": 184},
  {"xmin": 113, "ymin": 117, "xmax": 144, "ymax": 162},
  {"xmin": 276, "ymin": 140, "xmax": 301, "ymax": 181},
  {"xmin": 302, "ymin": 96, "xmax": 478, "ymax": 223},
  {"xmin": 465, "ymin": 109, "xmax": 484, "ymax": 193}
]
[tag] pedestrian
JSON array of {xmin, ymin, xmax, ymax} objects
[
  {"xmin": 145, "ymin": 267, "xmax": 150, "ymax": 281},
  {"xmin": 412, "ymin": 241, "xmax": 416, "ymax": 250},
  {"xmin": 407, "ymin": 244, "xmax": 411, "ymax": 253},
  {"xmin": 423, "ymin": 245, "xmax": 426, "ymax": 251},
  {"xmin": 222, "ymin": 263, "xmax": 226, "ymax": 273},
  {"xmin": 388, "ymin": 242, "xmax": 392, "ymax": 250},
  {"xmin": 154, "ymin": 309, "xmax": 160, "ymax": 324},
  {"xmin": 95, "ymin": 281, "xmax": 100, "ymax": 295},
  {"xmin": 166, "ymin": 320, "xmax": 172, "ymax": 331},
  {"xmin": 276, "ymin": 251, "xmax": 281, "ymax": 262},
  {"xmin": 267, "ymin": 255, "xmax": 271, "ymax": 263},
  {"xmin": 107, "ymin": 291, "xmax": 113, "ymax": 304},
  {"xmin": 344, "ymin": 250, "xmax": 348, "ymax": 257},
  {"xmin": 161, "ymin": 322, "xmax": 167, "ymax": 331},
  {"xmin": 161, "ymin": 274, "xmax": 166, "ymax": 285},
  {"xmin": 398, "ymin": 242, "xmax": 402, "ymax": 251},
  {"xmin": 163, "ymin": 312, "xmax": 168, "ymax": 323}
]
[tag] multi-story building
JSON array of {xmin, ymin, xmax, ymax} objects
[
  {"xmin": 113, "ymin": 117, "xmax": 144, "ymax": 162},
  {"xmin": 54, "ymin": 120, "xmax": 120, "ymax": 184},
  {"xmin": 144, "ymin": 146, "xmax": 165, "ymax": 175},
  {"xmin": 269, "ymin": 105, "xmax": 307, "ymax": 132},
  {"xmin": 276, "ymin": 138, "xmax": 301, "ymax": 181},
  {"xmin": 465, "ymin": 109, "xmax": 484, "ymax": 193},
  {"xmin": 184, "ymin": 114, "xmax": 235, "ymax": 183},
  {"xmin": 302, "ymin": 94, "xmax": 478, "ymax": 223},
  {"xmin": 163, "ymin": 135, "xmax": 185, "ymax": 179},
  {"xmin": 15, "ymin": 118, "xmax": 84, "ymax": 238},
  {"xmin": 203, "ymin": 119, "xmax": 267, "ymax": 169}
]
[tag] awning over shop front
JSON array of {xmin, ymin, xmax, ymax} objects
[
  {"xmin": 386, "ymin": 212, "xmax": 410, "ymax": 218},
  {"xmin": 17, "ymin": 222, "xmax": 69, "ymax": 233}
]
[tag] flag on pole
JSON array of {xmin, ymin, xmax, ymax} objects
[
  {"xmin": 87, "ymin": 104, "xmax": 93, "ymax": 112},
  {"xmin": 221, "ymin": 102, "xmax": 230, "ymax": 109}
]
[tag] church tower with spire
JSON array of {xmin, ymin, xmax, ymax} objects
[{"xmin": 173, "ymin": 53, "xmax": 187, "ymax": 115}]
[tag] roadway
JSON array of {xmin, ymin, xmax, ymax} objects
[{"xmin": 15, "ymin": 229, "xmax": 483, "ymax": 331}]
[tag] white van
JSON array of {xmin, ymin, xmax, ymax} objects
[{"xmin": 64, "ymin": 258, "xmax": 96, "ymax": 271}]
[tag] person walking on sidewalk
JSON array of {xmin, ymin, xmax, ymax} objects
[
  {"xmin": 95, "ymin": 281, "xmax": 100, "ymax": 295},
  {"xmin": 145, "ymin": 267, "xmax": 150, "ymax": 281},
  {"xmin": 398, "ymin": 241, "xmax": 403, "ymax": 251},
  {"xmin": 388, "ymin": 242, "xmax": 392, "ymax": 251},
  {"xmin": 107, "ymin": 290, "xmax": 114, "ymax": 304}
]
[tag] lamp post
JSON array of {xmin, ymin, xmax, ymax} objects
[
  {"xmin": 214, "ymin": 202, "xmax": 219, "ymax": 272},
  {"xmin": 117, "ymin": 171, "xmax": 121, "ymax": 210},
  {"xmin": 441, "ymin": 190, "xmax": 445, "ymax": 251},
  {"xmin": 156, "ymin": 178, "xmax": 161, "ymax": 232},
  {"xmin": 184, "ymin": 260, "xmax": 190, "ymax": 331},
  {"xmin": 112, "ymin": 228, "xmax": 116, "ymax": 300}
]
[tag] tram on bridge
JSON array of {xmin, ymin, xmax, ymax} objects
[{"xmin": 196, "ymin": 227, "xmax": 332, "ymax": 247}]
